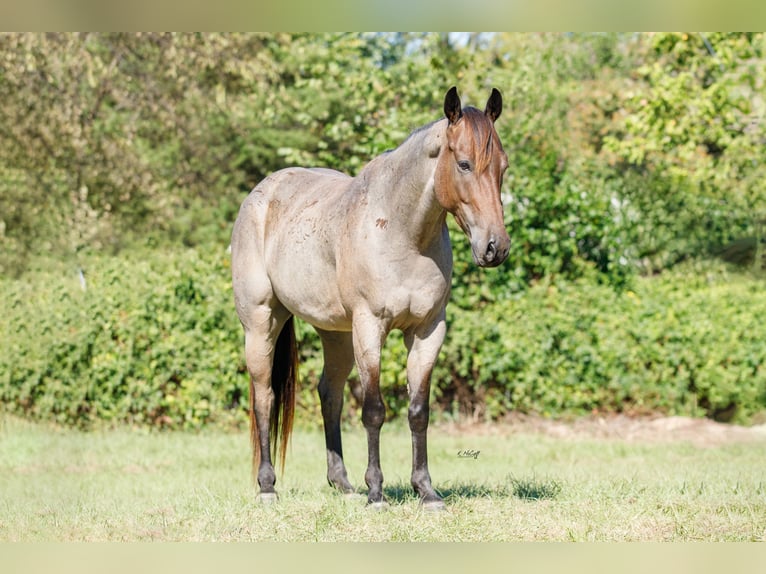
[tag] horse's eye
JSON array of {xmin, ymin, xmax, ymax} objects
[{"xmin": 457, "ymin": 160, "xmax": 472, "ymax": 172}]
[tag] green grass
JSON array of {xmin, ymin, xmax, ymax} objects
[{"xmin": 1, "ymin": 415, "xmax": 765, "ymax": 541}]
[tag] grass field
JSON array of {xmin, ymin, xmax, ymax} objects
[{"xmin": 1, "ymin": 414, "xmax": 765, "ymax": 541}]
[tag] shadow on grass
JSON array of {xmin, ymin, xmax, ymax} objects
[{"xmin": 379, "ymin": 475, "xmax": 562, "ymax": 504}]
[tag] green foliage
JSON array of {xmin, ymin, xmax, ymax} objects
[
  {"xmin": 434, "ymin": 262, "xmax": 766, "ymax": 424},
  {"xmin": 601, "ymin": 33, "xmax": 766, "ymax": 272},
  {"xmin": 2, "ymin": 253, "xmax": 764, "ymax": 429},
  {"xmin": 0, "ymin": 249, "xmax": 245, "ymax": 429}
]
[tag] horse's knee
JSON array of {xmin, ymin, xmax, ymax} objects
[
  {"xmin": 362, "ymin": 398, "xmax": 385, "ymax": 429},
  {"xmin": 408, "ymin": 401, "xmax": 430, "ymax": 433}
]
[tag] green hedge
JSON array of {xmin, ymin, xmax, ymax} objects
[
  {"xmin": 2, "ymin": 250, "xmax": 764, "ymax": 429},
  {"xmin": 436, "ymin": 265, "xmax": 766, "ymax": 423},
  {"xmin": 0, "ymin": 250, "xmax": 245, "ymax": 429}
]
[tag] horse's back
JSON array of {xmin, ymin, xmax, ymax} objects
[
  {"xmin": 233, "ymin": 166, "xmax": 352, "ymax": 236},
  {"xmin": 255, "ymin": 166, "xmax": 350, "ymax": 200}
]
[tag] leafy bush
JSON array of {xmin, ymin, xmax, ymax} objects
[
  {"xmin": 2, "ymin": 251, "xmax": 764, "ymax": 429},
  {"xmin": 0, "ymin": 249, "xmax": 246, "ymax": 429},
  {"xmin": 434, "ymin": 262, "xmax": 766, "ymax": 424}
]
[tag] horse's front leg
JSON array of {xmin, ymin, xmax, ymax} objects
[
  {"xmin": 404, "ymin": 312, "xmax": 447, "ymax": 510},
  {"xmin": 352, "ymin": 313, "xmax": 388, "ymax": 508}
]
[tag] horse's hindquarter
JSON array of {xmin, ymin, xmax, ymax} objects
[{"xmin": 260, "ymin": 168, "xmax": 356, "ymax": 330}]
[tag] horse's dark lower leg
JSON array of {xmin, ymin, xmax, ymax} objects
[
  {"xmin": 408, "ymin": 398, "xmax": 442, "ymax": 507},
  {"xmin": 405, "ymin": 319, "xmax": 447, "ymax": 509},
  {"xmin": 352, "ymin": 316, "xmax": 387, "ymax": 507},
  {"xmin": 243, "ymin": 320, "xmax": 282, "ymax": 502},
  {"xmin": 320, "ymin": 386, "xmax": 353, "ymax": 492},
  {"xmin": 251, "ymin": 374, "xmax": 278, "ymax": 499},
  {"xmin": 254, "ymin": 390, "xmax": 277, "ymax": 495},
  {"xmin": 362, "ymin": 386, "xmax": 386, "ymax": 505},
  {"xmin": 317, "ymin": 330, "xmax": 356, "ymax": 494}
]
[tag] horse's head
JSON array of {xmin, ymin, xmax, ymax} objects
[{"xmin": 434, "ymin": 86, "xmax": 510, "ymax": 268}]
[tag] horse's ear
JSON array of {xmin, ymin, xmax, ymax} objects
[
  {"xmin": 484, "ymin": 88, "xmax": 503, "ymax": 122},
  {"xmin": 444, "ymin": 86, "xmax": 462, "ymax": 125}
]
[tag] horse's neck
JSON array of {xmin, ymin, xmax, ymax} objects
[{"xmin": 361, "ymin": 121, "xmax": 447, "ymax": 249}]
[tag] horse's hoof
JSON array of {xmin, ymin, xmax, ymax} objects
[
  {"xmin": 421, "ymin": 499, "xmax": 446, "ymax": 512},
  {"xmin": 367, "ymin": 500, "xmax": 389, "ymax": 511},
  {"xmin": 257, "ymin": 492, "xmax": 279, "ymax": 505}
]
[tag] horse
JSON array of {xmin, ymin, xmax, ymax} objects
[{"xmin": 231, "ymin": 86, "xmax": 510, "ymax": 510}]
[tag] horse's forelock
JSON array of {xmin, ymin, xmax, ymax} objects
[{"xmin": 462, "ymin": 107, "xmax": 498, "ymax": 173}]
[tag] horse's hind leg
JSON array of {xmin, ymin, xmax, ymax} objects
[
  {"xmin": 242, "ymin": 306, "xmax": 290, "ymax": 502},
  {"xmin": 316, "ymin": 329, "xmax": 356, "ymax": 495}
]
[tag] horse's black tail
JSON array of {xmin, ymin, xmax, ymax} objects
[{"xmin": 250, "ymin": 316, "xmax": 298, "ymax": 477}]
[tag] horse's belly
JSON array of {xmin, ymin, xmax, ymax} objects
[
  {"xmin": 268, "ymin": 251, "xmax": 352, "ymax": 331},
  {"xmin": 278, "ymin": 287, "xmax": 351, "ymax": 332}
]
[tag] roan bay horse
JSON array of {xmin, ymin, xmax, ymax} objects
[{"xmin": 231, "ymin": 87, "xmax": 510, "ymax": 510}]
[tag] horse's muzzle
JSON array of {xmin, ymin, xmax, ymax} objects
[{"xmin": 473, "ymin": 233, "xmax": 510, "ymax": 268}]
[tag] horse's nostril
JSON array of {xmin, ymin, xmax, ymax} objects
[{"xmin": 485, "ymin": 240, "xmax": 496, "ymax": 260}]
